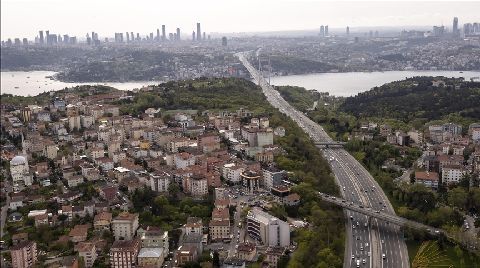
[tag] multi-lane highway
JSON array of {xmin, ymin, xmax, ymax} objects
[{"xmin": 236, "ymin": 51, "xmax": 409, "ymax": 268}]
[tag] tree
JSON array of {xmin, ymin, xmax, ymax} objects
[{"xmin": 447, "ymin": 187, "xmax": 468, "ymax": 210}]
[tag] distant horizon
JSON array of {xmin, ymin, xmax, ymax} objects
[
  {"xmin": 0, "ymin": 25, "xmax": 463, "ymax": 41},
  {"xmin": 2, "ymin": 0, "xmax": 479, "ymax": 40}
]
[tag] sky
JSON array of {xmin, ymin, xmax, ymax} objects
[{"xmin": 1, "ymin": 0, "xmax": 480, "ymax": 40}]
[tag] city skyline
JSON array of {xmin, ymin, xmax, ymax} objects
[{"xmin": 2, "ymin": 0, "xmax": 480, "ymax": 40}]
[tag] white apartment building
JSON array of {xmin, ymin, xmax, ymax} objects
[
  {"xmin": 112, "ymin": 212, "xmax": 139, "ymax": 240},
  {"xmin": 150, "ymin": 172, "xmax": 171, "ymax": 192},
  {"xmin": 246, "ymin": 208, "xmax": 290, "ymax": 247},
  {"xmin": 10, "ymin": 155, "xmax": 32, "ymax": 186},
  {"xmin": 222, "ymin": 163, "xmax": 244, "ymax": 184},
  {"xmin": 174, "ymin": 152, "xmax": 196, "ymax": 170},
  {"xmin": 442, "ymin": 165, "xmax": 467, "ymax": 184}
]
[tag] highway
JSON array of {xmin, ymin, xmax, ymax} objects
[{"xmin": 236, "ymin": 51, "xmax": 409, "ymax": 268}]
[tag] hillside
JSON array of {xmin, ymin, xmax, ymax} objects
[{"xmin": 339, "ymin": 76, "xmax": 480, "ymax": 121}]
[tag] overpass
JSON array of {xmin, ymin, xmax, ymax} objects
[
  {"xmin": 319, "ymin": 192, "xmax": 480, "ymax": 254},
  {"xmin": 315, "ymin": 141, "xmax": 346, "ymax": 148}
]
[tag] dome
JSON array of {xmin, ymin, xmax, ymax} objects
[{"xmin": 10, "ymin": 155, "xmax": 27, "ymax": 165}]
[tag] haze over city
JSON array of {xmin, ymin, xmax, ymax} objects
[{"xmin": 2, "ymin": 0, "xmax": 480, "ymax": 39}]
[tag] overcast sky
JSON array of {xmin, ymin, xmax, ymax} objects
[{"xmin": 2, "ymin": 0, "xmax": 480, "ymax": 39}]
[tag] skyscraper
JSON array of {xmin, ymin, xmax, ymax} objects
[
  {"xmin": 126, "ymin": 32, "xmax": 130, "ymax": 42},
  {"xmin": 203, "ymin": 32, "xmax": 206, "ymax": 40},
  {"xmin": 346, "ymin": 26, "xmax": 350, "ymax": 36},
  {"xmin": 149, "ymin": 33, "xmax": 154, "ymax": 41},
  {"xmin": 222, "ymin": 36, "xmax": 227, "ymax": 46},
  {"xmin": 197, "ymin": 23, "xmax": 201, "ymax": 41},
  {"xmin": 131, "ymin": 32, "xmax": 134, "ymax": 42},
  {"xmin": 453, "ymin": 17, "xmax": 459, "ymax": 37},
  {"xmin": 325, "ymin": 25, "xmax": 329, "ymax": 36},
  {"xmin": 192, "ymin": 31, "xmax": 196, "ymax": 41},
  {"xmin": 320, "ymin": 25, "xmax": 325, "ymax": 37},
  {"xmin": 176, "ymin": 28, "xmax": 181, "ymax": 41},
  {"xmin": 45, "ymin": 30, "xmax": 50, "ymax": 45},
  {"xmin": 39, "ymin": 31, "xmax": 44, "ymax": 44},
  {"xmin": 162, "ymin": 25, "xmax": 166, "ymax": 41},
  {"xmin": 156, "ymin": 28, "xmax": 160, "ymax": 41}
]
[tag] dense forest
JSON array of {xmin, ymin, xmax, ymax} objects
[{"xmin": 340, "ymin": 76, "xmax": 480, "ymax": 121}]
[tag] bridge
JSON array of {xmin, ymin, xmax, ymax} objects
[
  {"xmin": 319, "ymin": 192, "xmax": 480, "ymax": 253},
  {"xmin": 314, "ymin": 141, "xmax": 346, "ymax": 148}
]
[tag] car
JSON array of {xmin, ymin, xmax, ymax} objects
[
  {"xmin": 381, "ymin": 240, "xmax": 384, "ymax": 243},
  {"xmin": 360, "ymin": 246, "xmax": 363, "ymax": 251},
  {"xmin": 367, "ymin": 252, "xmax": 371, "ymax": 257},
  {"xmin": 356, "ymin": 222, "xmax": 359, "ymax": 226},
  {"xmin": 235, "ymin": 245, "xmax": 238, "ymax": 249},
  {"xmin": 362, "ymin": 259, "xmax": 366, "ymax": 264},
  {"xmin": 365, "ymin": 243, "xmax": 369, "ymax": 247},
  {"xmin": 382, "ymin": 254, "xmax": 386, "ymax": 259},
  {"xmin": 364, "ymin": 223, "xmax": 368, "ymax": 227},
  {"xmin": 352, "ymin": 255, "xmax": 355, "ymax": 259},
  {"xmin": 356, "ymin": 236, "xmax": 360, "ymax": 240}
]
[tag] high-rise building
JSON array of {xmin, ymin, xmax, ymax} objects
[
  {"xmin": 433, "ymin": 26, "xmax": 445, "ymax": 37},
  {"xmin": 156, "ymin": 28, "xmax": 160, "ymax": 41},
  {"xmin": 45, "ymin": 30, "xmax": 50, "ymax": 45},
  {"xmin": 346, "ymin": 26, "xmax": 350, "ymax": 36},
  {"xmin": 192, "ymin": 31, "xmax": 196, "ymax": 41},
  {"xmin": 176, "ymin": 28, "xmax": 181, "ymax": 41},
  {"xmin": 86, "ymin": 33, "xmax": 92, "ymax": 45},
  {"xmin": 149, "ymin": 32, "xmax": 154, "ymax": 41},
  {"xmin": 39, "ymin": 31, "xmax": 44, "ymax": 44},
  {"xmin": 162, "ymin": 25, "xmax": 166, "ymax": 41},
  {"xmin": 325, "ymin": 25, "xmax": 329, "ymax": 36},
  {"xmin": 63, "ymin": 35, "xmax": 69, "ymax": 44},
  {"xmin": 114, "ymin": 33, "xmax": 124, "ymax": 43},
  {"xmin": 136, "ymin": 33, "xmax": 140, "ymax": 40},
  {"xmin": 22, "ymin": 38, "xmax": 28, "ymax": 45},
  {"xmin": 319, "ymin": 25, "xmax": 325, "ymax": 37},
  {"xmin": 222, "ymin": 36, "xmax": 227, "ymax": 46},
  {"xmin": 203, "ymin": 32, "xmax": 206, "ymax": 40},
  {"xmin": 453, "ymin": 17, "xmax": 459, "ymax": 37},
  {"xmin": 131, "ymin": 32, "xmax": 134, "ymax": 41},
  {"xmin": 126, "ymin": 32, "xmax": 130, "ymax": 42},
  {"xmin": 197, "ymin": 23, "xmax": 201, "ymax": 41}
]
